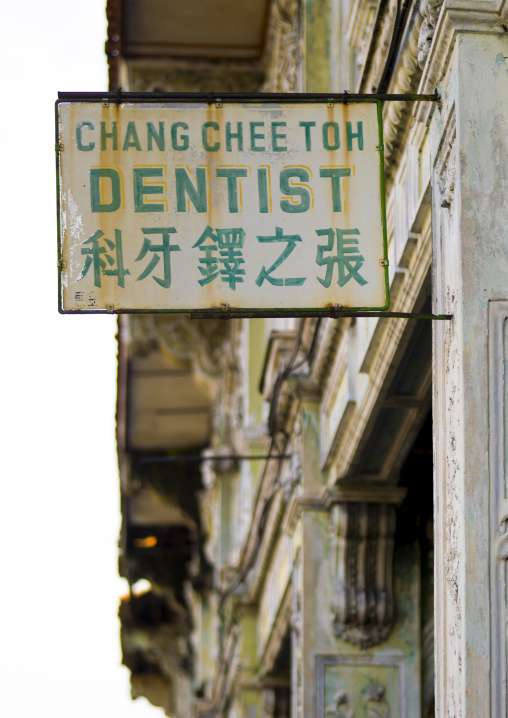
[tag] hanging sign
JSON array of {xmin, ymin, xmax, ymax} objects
[{"xmin": 56, "ymin": 96, "xmax": 388, "ymax": 314}]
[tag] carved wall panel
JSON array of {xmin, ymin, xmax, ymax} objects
[{"xmin": 316, "ymin": 654, "xmax": 408, "ymax": 718}]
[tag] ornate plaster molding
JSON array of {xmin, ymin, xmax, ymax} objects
[
  {"xmin": 261, "ymin": 0, "xmax": 302, "ymax": 92},
  {"xmin": 415, "ymin": 0, "xmax": 508, "ymax": 123},
  {"xmin": 381, "ymin": 8, "xmax": 424, "ymax": 165},
  {"xmin": 330, "ymin": 501, "xmax": 399, "ymax": 648},
  {"xmin": 346, "ymin": 0, "xmax": 379, "ymax": 81},
  {"xmin": 128, "ymin": 314, "xmax": 233, "ymax": 385},
  {"xmin": 354, "ymin": 0, "xmax": 424, "ymax": 171},
  {"xmin": 128, "ymin": 58, "xmax": 264, "ymax": 94},
  {"xmin": 418, "ymin": 0, "xmax": 444, "ymax": 69},
  {"xmin": 282, "ymin": 484, "xmax": 406, "ymax": 536},
  {"xmin": 367, "ymin": 0, "xmax": 399, "ymax": 92}
]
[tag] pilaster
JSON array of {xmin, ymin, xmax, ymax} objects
[
  {"xmin": 421, "ymin": 11, "xmax": 508, "ymax": 714},
  {"xmin": 283, "ymin": 410, "xmax": 421, "ymax": 718}
]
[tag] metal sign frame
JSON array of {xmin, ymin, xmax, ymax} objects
[{"xmin": 55, "ymin": 92, "xmax": 434, "ymax": 318}]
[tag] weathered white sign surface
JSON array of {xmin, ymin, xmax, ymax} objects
[{"xmin": 56, "ymin": 100, "xmax": 388, "ymax": 313}]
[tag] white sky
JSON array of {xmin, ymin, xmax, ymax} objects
[{"xmin": 0, "ymin": 2, "xmax": 162, "ymax": 715}]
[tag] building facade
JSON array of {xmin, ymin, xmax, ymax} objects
[{"xmin": 108, "ymin": 1, "xmax": 508, "ymax": 716}]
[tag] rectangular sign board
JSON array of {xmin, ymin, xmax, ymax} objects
[{"xmin": 56, "ymin": 96, "xmax": 388, "ymax": 314}]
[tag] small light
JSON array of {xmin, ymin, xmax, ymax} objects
[
  {"xmin": 134, "ymin": 535, "xmax": 158, "ymax": 548},
  {"xmin": 131, "ymin": 579, "xmax": 152, "ymax": 595}
]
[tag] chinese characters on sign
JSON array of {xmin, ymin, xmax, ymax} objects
[
  {"xmin": 57, "ymin": 100, "xmax": 388, "ymax": 312},
  {"xmin": 77, "ymin": 225, "xmax": 368, "ymax": 292}
]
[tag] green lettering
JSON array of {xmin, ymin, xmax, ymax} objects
[
  {"xmin": 76, "ymin": 121, "xmax": 95, "ymax": 151},
  {"xmin": 256, "ymin": 227, "xmax": 306, "ymax": 287},
  {"xmin": 175, "ymin": 167, "xmax": 208, "ymax": 213},
  {"xmin": 299, "ymin": 122, "xmax": 315, "ymax": 151},
  {"xmin": 216, "ymin": 168, "xmax": 248, "ymax": 213},
  {"xmin": 279, "ymin": 168, "xmax": 311, "ymax": 213},
  {"xmin": 90, "ymin": 168, "xmax": 121, "ymax": 213},
  {"xmin": 123, "ymin": 122, "xmax": 142, "ymax": 151},
  {"xmin": 171, "ymin": 122, "xmax": 189, "ymax": 151},
  {"xmin": 250, "ymin": 122, "xmax": 265, "ymax": 152},
  {"xmin": 147, "ymin": 122, "xmax": 165, "ymax": 151},
  {"xmin": 133, "ymin": 167, "xmax": 166, "ymax": 213},
  {"xmin": 100, "ymin": 122, "xmax": 118, "ymax": 151},
  {"xmin": 271, "ymin": 122, "xmax": 287, "ymax": 152},
  {"xmin": 202, "ymin": 122, "xmax": 220, "ymax": 151},
  {"xmin": 319, "ymin": 167, "xmax": 352, "ymax": 211},
  {"xmin": 225, "ymin": 122, "xmax": 243, "ymax": 152},
  {"xmin": 322, "ymin": 122, "xmax": 340, "ymax": 151},
  {"xmin": 346, "ymin": 121, "xmax": 364, "ymax": 150},
  {"xmin": 257, "ymin": 168, "xmax": 270, "ymax": 214}
]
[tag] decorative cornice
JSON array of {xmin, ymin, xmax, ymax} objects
[
  {"xmin": 282, "ymin": 483, "xmax": 407, "ymax": 535},
  {"xmin": 324, "ymin": 483, "xmax": 408, "ymax": 506},
  {"xmin": 415, "ymin": 0, "xmax": 508, "ymax": 123}
]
